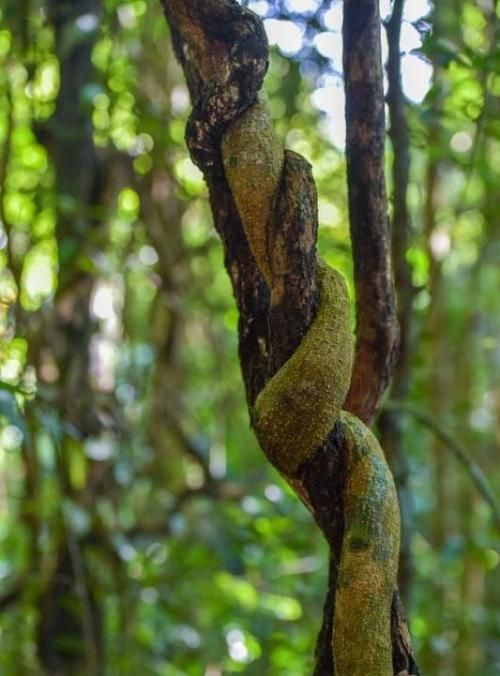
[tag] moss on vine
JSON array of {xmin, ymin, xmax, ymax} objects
[
  {"xmin": 253, "ymin": 261, "xmax": 353, "ymax": 475},
  {"xmin": 220, "ymin": 76, "xmax": 400, "ymax": 676},
  {"xmin": 222, "ymin": 98, "xmax": 284, "ymax": 286}
]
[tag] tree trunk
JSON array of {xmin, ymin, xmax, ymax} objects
[
  {"xmin": 159, "ymin": 1, "xmax": 418, "ymax": 673},
  {"xmin": 379, "ymin": 0, "xmax": 415, "ymax": 609},
  {"xmin": 34, "ymin": 1, "xmax": 106, "ymax": 672}
]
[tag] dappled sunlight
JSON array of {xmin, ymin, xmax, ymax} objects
[
  {"xmin": 260, "ymin": 0, "xmax": 433, "ymax": 147},
  {"xmin": 264, "ymin": 18, "xmax": 305, "ymax": 55},
  {"xmin": 0, "ymin": 0, "xmax": 498, "ymax": 673},
  {"xmin": 402, "ymin": 53, "xmax": 433, "ymax": 103}
]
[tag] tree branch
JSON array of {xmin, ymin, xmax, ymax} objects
[
  {"xmin": 385, "ymin": 400, "xmax": 500, "ymax": 531},
  {"xmin": 343, "ymin": 0, "xmax": 400, "ymax": 425},
  {"xmin": 380, "ymin": 0, "xmax": 416, "ymax": 608}
]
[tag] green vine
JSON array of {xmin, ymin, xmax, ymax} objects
[
  {"xmin": 161, "ymin": 1, "xmax": 406, "ymax": 671},
  {"xmin": 222, "ymin": 98, "xmax": 400, "ymax": 676}
]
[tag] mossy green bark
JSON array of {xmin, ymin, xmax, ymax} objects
[
  {"xmin": 222, "ymin": 98, "xmax": 284, "ymax": 286},
  {"xmin": 253, "ymin": 261, "xmax": 353, "ymax": 475},
  {"xmin": 334, "ymin": 411, "xmax": 400, "ymax": 675},
  {"xmin": 221, "ymin": 97, "xmax": 400, "ymax": 676}
]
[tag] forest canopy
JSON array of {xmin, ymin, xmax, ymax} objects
[{"xmin": 0, "ymin": 0, "xmax": 499, "ymax": 674}]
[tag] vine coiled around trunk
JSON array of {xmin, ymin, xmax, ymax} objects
[
  {"xmin": 222, "ymin": 99, "xmax": 400, "ymax": 675},
  {"xmin": 162, "ymin": 1, "xmax": 403, "ymax": 672}
]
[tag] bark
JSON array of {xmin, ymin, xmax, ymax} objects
[
  {"xmin": 342, "ymin": 0, "xmax": 400, "ymax": 426},
  {"xmin": 159, "ymin": 1, "xmax": 418, "ymax": 673},
  {"xmin": 378, "ymin": 0, "xmax": 415, "ymax": 608}
]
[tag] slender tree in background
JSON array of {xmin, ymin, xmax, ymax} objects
[
  {"xmin": 31, "ymin": 0, "xmax": 106, "ymax": 671},
  {"xmin": 160, "ymin": 1, "xmax": 418, "ymax": 673},
  {"xmin": 1, "ymin": 0, "xmax": 499, "ymax": 672}
]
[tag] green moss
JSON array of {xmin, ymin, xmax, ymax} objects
[
  {"xmin": 334, "ymin": 411, "xmax": 400, "ymax": 675},
  {"xmin": 253, "ymin": 260, "xmax": 353, "ymax": 475},
  {"xmin": 221, "ymin": 95, "xmax": 401, "ymax": 675},
  {"xmin": 222, "ymin": 98, "xmax": 284, "ymax": 284}
]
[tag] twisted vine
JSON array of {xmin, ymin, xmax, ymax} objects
[
  {"xmin": 222, "ymin": 95, "xmax": 400, "ymax": 675},
  {"xmin": 161, "ymin": 1, "xmax": 413, "ymax": 673}
]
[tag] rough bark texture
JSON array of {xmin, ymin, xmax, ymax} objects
[
  {"xmin": 160, "ymin": 1, "xmax": 418, "ymax": 673},
  {"xmin": 342, "ymin": 0, "xmax": 400, "ymax": 426},
  {"xmin": 378, "ymin": 0, "xmax": 415, "ymax": 608}
]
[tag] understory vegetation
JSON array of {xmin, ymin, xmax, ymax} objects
[{"xmin": 0, "ymin": 0, "xmax": 499, "ymax": 674}]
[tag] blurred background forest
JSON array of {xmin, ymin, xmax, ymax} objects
[{"xmin": 0, "ymin": 0, "xmax": 499, "ymax": 674}]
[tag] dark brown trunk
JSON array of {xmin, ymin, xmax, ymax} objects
[
  {"xmin": 159, "ymin": 1, "xmax": 418, "ymax": 673},
  {"xmin": 342, "ymin": 0, "xmax": 400, "ymax": 426},
  {"xmin": 379, "ymin": 0, "xmax": 415, "ymax": 609}
]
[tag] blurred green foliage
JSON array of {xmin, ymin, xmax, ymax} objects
[{"xmin": 0, "ymin": 0, "xmax": 499, "ymax": 674}]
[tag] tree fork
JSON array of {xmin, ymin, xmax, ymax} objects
[{"xmin": 160, "ymin": 1, "xmax": 418, "ymax": 673}]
